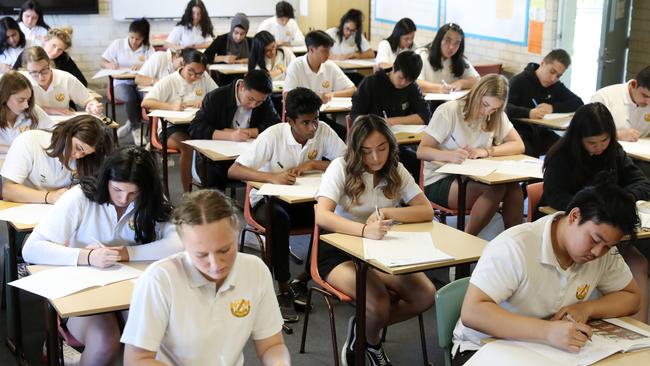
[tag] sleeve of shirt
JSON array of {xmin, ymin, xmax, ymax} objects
[
  {"xmin": 143, "ymin": 78, "xmax": 167, "ymax": 102},
  {"xmin": 315, "ymin": 158, "xmax": 345, "ymax": 202},
  {"xmin": 1, "ymin": 133, "xmax": 35, "ymax": 185},
  {"xmin": 251, "ymin": 257, "xmax": 284, "ymax": 340},
  {"xmin": 617, "ymin": 149, "xmax": 650, "ymax": 201},
  {"xmin": 551, "ymin": 83, "xmax": 584, "ymax": 113},
  {"xmin": 203, "ymin": 38, "xmax": 219, "ymax": 63},
  {"xmin": 350, "ymin": 77, "xmax": 371, "ymax": 121},
  {"xmin": 137, "ymin": 53, "xmax": 159, "ymax": 77},
  {"xmin": 205, "ymin": 74, "xmax": 218, "ymax": 92},
  {"xmin": 68, "ymin": 76, "xmax": 94, "ymax": 107},
  {"xmin": 462, "ymin": 60, "xmax": 480, "ymax": 79},
  {"xmin": 101, "ymin": 40, "xmax": 118, "ymax": 62},
  {"xmin": 120, "ymin": 264, "xmax": 172, "ymax": 351},
  {"xmin": 399, "ymin": 163, "xmax": 423, "ymax": 203},
  {"xmin": 469, "ymin": 237, "xmax": 525, "ymax": 304},
  {"xmin": 321, "ymin": 123, "xmax": 347, "ymax": 160},
  {"xmin": 283, "ymin": 61, "xmax": 299, "ymax": 92},
  {"xmin": 34, "ymin": 105, "xmax": 54, "ymax": 130},
  {"xmin": 416, "ymin": 50, "xmax": 429, "ymax": 81},
  {"xmin": 424, "ymin": 103, "xmax": 454, "ymax": 144},
  {"xmin": 505, "ymin": 74, "xmax": 533, "ymax": 119},
  {"xmin": 495, "ymin": 113, "xmax": 514, "ymax": 144},
  {"xmin": 596, "ymin": 251, "xmax": 634, "ymax": 295},
  {"xmin": 126, "ymin": 221, "xmax": 183, "ymax": 261},
  {"xmin": 166, "ymin": 26, "xmax": 182, "ymax": 44},
  {"xmin": 360, "ymin": 35, "xmax": 371, "ymax": 52},
  {"xmin": 21, "ymin": 187, "xmax": 85, "ymax": 266},
  {"xmin": 235, "ymin": 129, "xmax": 275, "ymax": 169},
  {"xmin": 289, "ymin": 20, "xmax": 305, "ymax": 45},
  {"xmin": 332, "ymin": 64, "xmax": 354, "ymax": 91},
  {"xmin": 375, "ymin": 41, "xmax": 392, "ymax": 65},
  {"xmin": 408, "ymin": 83, "xmax": 432, "ymax": 123}
]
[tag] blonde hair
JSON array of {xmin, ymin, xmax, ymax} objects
[
  {"xmin": 460, "ymin": 73, "xmax": 509, "ymax": 132},
  {"xmin": 21, "ymin": 46, "xmax": 51, "ymax": 66},
  {"xmin": 44, "ymin": 26, "xmax": 73, "ymax": 49},
  {"xmin": 172, "ymin": 190, "xmax": 241, "ymax": 232}
]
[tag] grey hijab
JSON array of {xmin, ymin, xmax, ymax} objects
[{"xmin": 227, "ymin": 12, "xmax": 250, "ymax": 58}]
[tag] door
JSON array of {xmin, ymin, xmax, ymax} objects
[{"xmin": 597, "ymin": 0, "xmax": 632, "ymax": 88}]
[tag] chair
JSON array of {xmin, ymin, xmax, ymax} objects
[
  {"xmin": 300, "ymin": 215, "xmax": 430, "ymax": 365},
  {"xmin": 526, "ymin": 182, "xmax": 544, "ymax": 222},
  {"xmin": 474, "ymin": 63, "xmax": 503, "ymax": 77},
  {"xmin": 345, "ymin": 114, "xmax": 352, "ymax": 142},
  {"xmin": 149, "ymin": 116, "xmax": 179, "ymax": 197},
  {"xmin": 418, "ymin": 160, "xmax": 470, "ymax": 225},
  {"xmin": 435, "ymin": 277, "xmax": 470, "ymax": 366}
]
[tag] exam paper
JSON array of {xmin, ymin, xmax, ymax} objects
[
  {"xmin": 363, "ymin": 231, "xmax": 454, "ymax": 267},
  {"xmin": 424, "ymin": 90, "xmax": 469, "ymax": 101},
  {"xmin": 494, "ymin": 159, "xmax": 543, "ymax": 179},
  {"xmin": 147, "ymin": 109, "xmax": 197, "ymax": 120},
  {"xmin": 92, "ymin": 68, "xmax": 132, "ymax": 79},
  {"xmin": 320, "ymin": 97, "xmax": 352, "ymax": 111},
  {"xmin": 183, "ymin": 139, "xmax": 254, "ymax": 158},
  {"xmin": 339, "ymin": 59, "xmax": 375, "ymax": 67},
  {"xmin": 620, "ymin": 140, "xmax": 650, "ymax": 157},
  {"xmin": 391, "ymin": 125, "xmax": 426, "ymax": 134},
  {"xmin": 9, "ymin": 264, "xmax": 143, "ymax": 299},
  {"xmin": 542, "ymin": 113, "xmax": 573, "ymax": 120},
  {"xmin": 0, "ymin": 204, "xmax": 52, "ymax": 225},
  {"xmin": 435, "ymin": 159, "xmax": 499, "ymax": 177},
  {"xmin": 256, "ymin": 176, "xmax": 322, "ymax": 198},
  {"xmin": 208, "ymin": 64, "xmax": 247, "ymax": 72}
]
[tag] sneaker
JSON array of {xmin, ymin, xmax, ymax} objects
[
  {"xmin": 341, "ymin": 316, "xmax": 356, "ymax": 366},
  {"xmin": 116, "ymin": 120, "xmax": 132, "ymax": 139},
  {"xmin": 366, "ymin": 343, "xmax": 392, "ymax": 366},
  {"xmin": 131, "ymin": 127, "xmax": 143, "ymax": 145},
  {"xmin": 289, "ymin": 279, "xmax": 309, "ymax": 311},
  {"xmin": 277, "ymin": 292, "xmax": 299, "ymax": 323},
  {"xmin": 43, "ymin": 340, "xmax": 81, "ymax": 366}
]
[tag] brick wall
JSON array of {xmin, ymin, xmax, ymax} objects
[{"xmin": 627, "ymin": 0, "xmax": 650, "ymax": 79}]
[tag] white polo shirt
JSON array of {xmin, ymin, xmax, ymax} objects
[
  {"xmin": 21, "ymin": 69, "xmax": 94, "ymax": 110},
  {"xmin": 22, "ymin": 185, "xmax": 182, "ymax": 266},
  {"xmin": 284, "ymin": 55, "xmax": 354, "ymax": 94},
  {"xmin": 416, "ymin": 48, "xmax": 480, "ymax": 84},
  {"xmin": 102, "ymin": 38, "xmax": 154, "ymax": 85},
  {"xmin": 19, "ymin": 23, "xmax": 47, "ymax": 46},
  {"xmin": 230, "ymin": 79, "xmax": 253, "ymax": 130},
  {"xmin": 121, "ymin": 251, "xmax": 283, "ymax": 366},
  {"xmin": 1, "ymin": 129, "xmax": 73, "ymax": 190},
  {"xmin": 137, "ymin": 50, "xmax": 176, "ymax": 81},
  {"xmin": 325, "ymin": 27, "xmax": 371, "ymax": 57},
  {"xmin": 422, "ymin": 99, "xmax": 513, "ymax": 186},
  {"xmin": 236, "ymin": 121, "xmax": 346, "ymax": 206},
  {"xmin": 316, "ymin": 157, "xmax": 422, "ymax": 223},
  {"xmin": 166, "ymin": 25, "xmax": 213, "ymax": 47},
  {"xmin": 591, "ymin": 81, "xmax": 650, "ymax": 137},
  {"xmin": 257, "ymin": 16, "xmax": 305, "ymax": 46},
  {"xmin": 452, "ymin": 212, "xmax": 633, "ymax": 353},
  {"xmin": 375, "ymin": 39, "xmax": 415, "ymax": 66},
  {"xmin": 256, "ymin": 47, "xmax": 296, "ymax": 81},
  {"xmin": 0, "ymin": 105, "xmax": 52, "ymax": 157},
  {"xmin": 0, "ymin": 46, "xmax": 24, "ymax": 69}
]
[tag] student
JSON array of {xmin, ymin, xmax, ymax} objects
[
  {"xmin": 284, "ymin": 30, "xmax": 356, "ymax": 102},
  {"xmin": 452, "ymin": 183, "xmax": 641, "ymax": 365},
  {"xmin": 16, "ymin": 0, "xmax": 49, "ymax": 46},
  {"xmin": 21, "ymin": 46, "xmax": 103, "ymax": 116},
  {"xmin": 203, "ymin": 13, "xmax": 252, "ymax": 64},
  {"xmin": 351, "ymin": 50, "xmax": 430, "ymax": 126},
  {"xmin": 316, "ymin": 114, "xmax": 435, "ymax": 365},
  {"xmin": 0, "ymin": 70, "xmax": 52, "ymax": 155},
  {"xmin": 135, "ymin": 48, "xmax": 185, "ymax": 87},
  {"xmin": 416, "ymin": 23, "xmax": 480, "ymax": 94},
  {"xmin": 326, "ymin": 9, "xmax": 374, "ymax": 60},
  {"xmin": 228, "ymin": 87, "xmax": 346, "ymax": 318},
  {"xmin": 417, "ymin": 74, "xmax": 525, "ymax": 236},
  {"xmin": 258, "ymin": 1, "xmax": 305, "ymax": 47},
  {"xmin": 375, "ymin": 18, "xmax": 416, "ymax": 69},
  {"xmin": 165, "ymin": 0, "xmax": 214, "ymax": 50},
  {"xmin": 23, "ymin": 146, "xmax": 183, "ymax": 365},
  {"xmin": 141, "ymin": 49, "xmax": 217, "ymax": 193},
  {"xmin": 121, "ymin": 189, "xmax": 289, "ymax": 366},
  {"xmin": 591, "ymin": 65, "xmax": 650, "ymax": 142},
  {"xmin": 0, "ymin": 17, "xmax": 26, "ymax": 74},
  {"xmin": 248, "ymin": 30, "xmax": 295, "ymax": 81},
  {"xmin": 13, "ymin": 26, "xmax": 88, "ymax": 86},
  {"xmin": 101, "ymin": 18, "xmax": 154, "ymax": 143},
  {"xmin": 1, "ymin": 115, "xmax": 113, "ymax": 204},
  {"xmin": 188, "ymin": 69, "xmax": 280, "ymax": 190},
  {"xmin": 542, "ymin": 102, "xmax": 650, "ymax": 322},
  {"xmin": 506, "ymin": 49, "xmax": 583, "ymax": 157}
]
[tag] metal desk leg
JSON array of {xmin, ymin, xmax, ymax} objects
[
  {"xmin": 45, "ymin": 301, "xmax": 61, "ymax": 366},
  {"xmin": 455, "ymin": 176, "xmax": 471, "ymax": 278},
  {"xmin": 109, "ymin": 76, "xmax": 116, "ymax": 121},
  {"xmin": 5, "ymin": 224, "xmax": 27, "ymax": 365},
  {"xmin": 354, "ymin": 260, "xmax": 369, "ymax": 365},
  {"xmin": 160, "ymin": 117, "xmax": 169, "ymax": 198}
]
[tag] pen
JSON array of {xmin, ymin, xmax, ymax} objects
[
  {"xmin": 382, "ymin": 110, "xmax": 388, "ymax": 120},
  {"xmin": 449, "ymin": 134, "xmax": 461, "ymax": 148},
  {"xmin": 235, "ymin": 120, "xmax": 240, "ymax": 127},
  {"xmin": 277, "ymin": 161, "xmax": 284, "ymax": 169},
  {"xmin": 442, "ymin": 79, "xmax": 454, "ymax": 92},
  {"xmin": 375, "ymin": 205, "xmax": 381, "ymax": 221},
  {"xmin": 565, "ymin": 314, "xmax": 591, "ymax": 341},
  {"xmin": 531, "ymin": 98, "xmax": 538, "ymax": 107}
]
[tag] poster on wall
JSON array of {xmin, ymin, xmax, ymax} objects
[
  {"xmin": 444, "ymin": 0, "xmax": 529, "ymax": 45},
  {"xmin": 528, "ymin": 0, "xmax": 545, "ymax": 54},
  {"xmin": 375, "ymin": 0, "xmax": 440, "ymax": 31}
]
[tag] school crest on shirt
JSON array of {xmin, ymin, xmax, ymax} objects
[
  {"xmin": 19, "ymin": 126, "xmax": 29, "ymax": 133},
  {"xmin": 195, "ymin": 88, "xmax": 204, "ymax": 97},
  {"xmin": 139, "ymin": 55, "xmax": 145, "ymax": 62},
  {"xmin": 230, "ymin": 299, "xmax": 251, "ymax": 318},
  {"xmin": 322, "ymin": 80, "xmax": 330, "ymax": 89},
  {"xmin": 644, "ymin": 113, "xmax": 650, "ymax": 122},
  {"xmin": 575, "ymin": 284, "xmax": 589, "ymax": 300},
  {"xmin": 128, "ymin": 218, "xmax": 135, "ymax": 231},
  {"xmin": 55, "ymin": 93, "xmax": 65, "ymax": 102},
  {"xmin": 307, "ymin": 149, "xmax": 318, "ymax": 160}
]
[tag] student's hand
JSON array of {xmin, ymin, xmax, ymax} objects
[
  {"xmin": 270, "ymin": 170, "xmax": 297, "ymax": 185},
  {"xmin": 551, "ymin": 302, "xmax": 593, "ymax": 324},
  {"xmin": 363, "ymin": 220, "xmax": 392, "ymax": 239},
  {"xmin": 107, "ymin": 61, "xmax": 119, "ymax": 70},
  {"xmin": 131, "ymin": 64, "xmax": 142, "ymax": 71},
  {"xmin": 618, "ymin": 128, "xmax": 641, "ymax": 142},
  {"xmin": 45, "ymin": 107, "xmax": 75, "ymax": 116},
  {"xmin": 538, "ymin": 103, "xmax": 553, "ymax": 114},
  {"xmin": 449, "ymin": 80, "xmax": 464, "ymax": 92},
  {"xmin": 48, "ymin": 188, "xmax": 69, "ymax": 204},
  {"xmin": 230, "ymin": 129, "xmax": 252, "ymax": 141},
  {"xmin": 466, "ymin": 147, "xmax": 489, "ymax": 159},
  {"xmin": 88, "ymin": 247, "xmax": 123, "ymax": 268},
  {"xmin": 291, "ymin": 161, "xmax": 313, "ymax": 176},
  {"xmin": 172, "ymin": 99, "xmax": 184, "ymax": 111},
  {"xmin": 0, "ymin": 63, "xmax": 12, "ymax": 73},
  {"xmin": 115, "ymin": 246, "xmax": 130, "ymax": 262},
  {"xmin": 544, "ymin": 320, "xmax": 593, "ymax": 353},
  {"xmin": 223, "ymin": 55, "xmax": 237, "ymax": 64},
  {"xmin": 321, "ymin": 92, "xmax": 332, "ymax": 104},
  {"xmin": 529, "ymin": 107, "xmax": 546, "ymax": 119},
  {"xmin": 446, "ymin": 148, "xmax": 469, "ymax": 164},
  {"xmin": 86, "ymin": 101, "xmax": 104, "ymax": 116},
  {"xmin": 366, "ymin": 209, "xmax": 385, "ymax": 225}
]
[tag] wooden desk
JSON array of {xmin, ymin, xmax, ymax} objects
[
  {"xmin": 207, "ymin": 63, "xmax": 248, "ymax": 75},
  {"xmin": 514, "ymin": 115, "xmax": 572, "ymax": 130},
  {"xmin": 395, "ymin": 131, "xmax": 425, "ymax": 145},
  {"xmin": 538, "ymin": 206, "xmax": 650, "ymax": 240},
  {"xmin": 620, "ymin": 138, "xmax": 650, "ymax": 162},
  {"xmin": 249, "ymin": 176, "xmax": 320, "ymax": 205},
  {"xmin": 332, "ymin": 59, "xmax": 375, "ymax": 76},
  {"xmin": 107, "ymin": 73, "xmax": 137, "ymax": 124},
  {"xmin": 321, "ymin": 97, "xmax": 352, "ymax": 114},
  {"xmin": 320, "ymin": 221, "xmax": 487, "ymax": 365}
]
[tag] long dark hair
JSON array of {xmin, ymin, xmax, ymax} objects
[
  {"xmin": 248, "ymin": 30, "xmax": 284, "ymax": 73},
  {"xmin": 80, "ymin": 146, "xmax": 172, "ymax": 244},
  {"xmin": 0, "ymin": 17, "xmax": 26, "ymax": 53},
  {"xmin": 17, "ymin": 0, "xmax": 50, "ymax": 30},
  {"xmin": 386, "ymin": 18, "xmax": 416, "ymax": 53},
  {"xmin": 544, "ymin": 102, "xmax": 619, "ymax": 185},
  {"xmin": 129, "ymin": 18, "xmax": 151, "ymax": 47},
  {"xmin": 336, "ymin": 9, "xmax": 364, "ymax": 53},
  {"xmin": 178, "ymin": 0, "xmax": 214, "ymax": 38},
  {"xmin": 427, "ymin": 23, "xmax": 469, "ymax": 78}
]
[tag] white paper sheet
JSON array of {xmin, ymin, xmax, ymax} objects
[
  {"xmin": 320, "ymin": 97, "xmax": 352, "ymax": 111},
  {"xmin": 147, "ymin": 109, "xmax": 197, "ymax": 120},
  {"xmin": 48, "ymin": 112, "xmax": 90, "ymax": 124},
  {"xmin": 338, "ymin": 59, "xmax": 375, "ymax": 67},
  {"xmin": 424, "ymin": 90, "xmax": 469, "ymax": 101},
  {"xmin": 543, "ymin": 113, "xmax": 574, "ymax": 120},
  {"xmin": 465, "ymin": 340, "xmax": 553, "ymax": 366},
  {"xmin": 183, "ymin": 139, "xmax": 254, "ymax": 158},
  {"xmin": 272, "ymin": 80, "xmax": 284, "ymax": 91},
  {"xmin": 9, "ymin": 264, "xmax": 142, "ymax": 299},
  {"xmin": 0, "ymin": 204, "xmax": 52, "ymax": 225},
  {"xmin": 363, "ymin": 231, "xmax": 454, "ymax": 267},
  {"xmin": 435, "ymin": 159, "xmax": 499, "ymax": 177},
  {"xmin": 256, "ymin": 176, "xmax": 322, "ymax": 198},
  {"xmin": 208, "ymin": 64, "xmax": 248, "ymax": 72},
  {"xmin": 91, "ymin": 68, "xmax": 132, "ymax": 79},
  {"xmin": 390, "ymin": 125, "xmax": 426, "ymax": 134},
  {"xmin": 494, "ymin": 159, "xmax": 543, "ymax": 179},
  {"xmin": 620, "ymin": 140, "xmax": 650, "ymax": 157}
]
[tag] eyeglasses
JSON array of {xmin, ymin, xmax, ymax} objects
[{"xmin": 28, "ymin": 66, "xmax": 51, "ymax": 78}]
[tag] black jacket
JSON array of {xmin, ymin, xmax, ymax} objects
[
  {"xmin": 506, "ymin": 62, "xmax": 582, "ymax": 119},
  {"xmin": 542, "ymin": 144, "xmax": 650, "ymax": 210},
  {"xmin": 13, "ymin": 50, "xmax": 88, "ymax": 87},
  {"xmin": 188, "ymin": 79, "xmax": 280, "ymax": 140},
  {"xmin": 203, "ymin": 33, "xmax": 253, "ymax": 64},
  {"xmin": 350, "ymin": 70, "xmax": 431, "ymax": 123}
]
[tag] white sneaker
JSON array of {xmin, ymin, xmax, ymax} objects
[
  {"xmin": 131, "ymin": 127, "xmax": 143, "ymax": 145},
  {"xmin": 117, "ymin": 121, "xmax": 132, "ymax": 139}
]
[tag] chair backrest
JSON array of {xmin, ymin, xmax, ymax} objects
[
  {"xmin": 474, "ymin": 63, "xmax": 503, "ymax": 77},
  {"xmin": 418, "ymin": 159, "xmax": 425, "ymax": 190},
  {"xmin": 345, "ymin": 114, "xmax": 351, "ymax": 143},
  {"xmin": 435, "ymin": 276, "xmax": 470, "ymax": 366},
  {"xmin": 526, "ymin": 182, "xmax": 544, "ymax": 222},
  {"xmin": 243, "ymin": 183, "xmax": 266, "ymax": 233}
]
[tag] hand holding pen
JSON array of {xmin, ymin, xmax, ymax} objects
[{"xmin": 447, "ymin": 134, "xmax": 470, "ymax": 163}]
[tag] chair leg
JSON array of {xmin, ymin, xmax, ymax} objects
[
  {"xmin": 301, "ymin": 287, "xmax": 340, "ymax": 366},
  {"xmin": 239, "ymin": 228, "xmax": 247, "ymax": 253},
  {"xmin": 324, "ymin": 295, "xmax": 340, "ymax": 366},
  {"xmin": 299, "ymin": 287, "xmax": 313, "ymax": 353},
  {"xmin": 418, "ymin": 313, "xmax": 430, "ymax": 366},
  {"xmin": 381, "ymin": 326, "xmax": 387, "ymax": 342}
]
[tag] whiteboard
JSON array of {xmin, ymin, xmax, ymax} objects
[
  {"xmin": 443, "ymin": 0, "xmax": 529, "ymax": 45},
  {"xmin": 112, "ymin": 0, "xmax": 296, "ymax": 20},
  {"xmin": 374, "ymin": 0, "xmax": 440, "ymax": 31}
]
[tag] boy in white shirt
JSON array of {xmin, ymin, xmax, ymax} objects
[
  {"xmin": 122, "ymin": 189, "xmax": 290, "ymax": 366},
  {"xmin": 451, "ymin": 183, "xmax": 641, "ymax": 365},
  {"xmin": 135, "ymin": 48, "xmax": 186, "ymax": 87},
  {"xmin": 257, "ymin": 1, "xmax": 305, "ymax": 46},
  {"xmin": 228, "ymin": 87, "xmax": 346, "ymax": 321}
]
